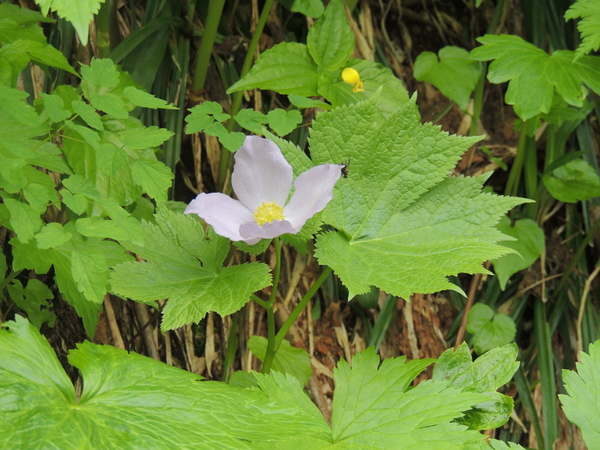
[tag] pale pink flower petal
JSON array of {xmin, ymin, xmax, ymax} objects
[
  {"xmin": 284, "ymin": 164, "xmax": 344, "ymax": 230},
  {"xmin": 231, "ymin": 136, "xmax": 292, "ymax": 212},
  {"xmin": 185, "ymin": 193, "xmax": 254, "ymax": 242},
  {"xmin": 239, "ymin": 220, "xmax": 297, "ymax": 245}
]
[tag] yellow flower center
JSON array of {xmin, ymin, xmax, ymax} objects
[
  {"xmin": 342, "ymin": 67, "xmax": 365, "ymax": 93},
  {"xmin": 254, "ymin": 201, "xmax": 285, "ymax": 226}
]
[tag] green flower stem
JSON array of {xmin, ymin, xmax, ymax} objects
[
  {"xmin": 0, "ymin": 269, "xmax": 24, "ymax": 292},
  {"xmin": 274, "ymin": 266, "xmax": 333, "ymax": 350},
  {"xmin": 505, "ymin": 128, "xmax": 528, "ymax": 197},
  {"xmin": 250, "ymin": 293, "xmax": 268, "ymax": 309},
  {"xmin": 217, "ymin": 0, "xmax": 275, "ymax": 192},
  {"xmin": 193, "ymin": 0, "xmax": 226, "ymax": 91},
  {"xmin": 469, "ymin": 66, "xmax": 485, "ymax": 136},
  {"xmin": 262, "ymin": 237, "xmax": 281, "ymax": 374}
]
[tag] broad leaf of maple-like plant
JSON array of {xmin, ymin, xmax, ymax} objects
[
  {"xmin": 110, "ymin": 206, "xmax": 272, "ymax": 330},
  {"xmin": 470, "ymin": 34, "xmax": 600, "ymax": 120},
  {"xmin": 312, "ymin": 96, "xmax": 526, "ymax": 299}
]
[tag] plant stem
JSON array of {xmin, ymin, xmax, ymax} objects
[
  {"xmin": 193, "ymin": 0, "xmax": 226, "ymax": 91},
  {"xmin": 217, "ymin": 0, "xmax": 275, "ymax": 191},
  {"xmin": 262, "ymin": 237, "xmax": 281, "ymax": 374},
  {"xmin": 274, "ymin": 266, "xmax": 332, "ymax": 349},
  {"xmin": 0, "ymin": 269, "xmax": 24, "ymax": 292}
]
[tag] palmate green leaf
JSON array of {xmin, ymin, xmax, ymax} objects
[
  {"xmin": 311, "ymin": 96, "xmax": 525, "ymax": 299},
  {"xmin": 470, "ymin": 35, "xmax": 600, "ymax": 120},
  {"xmin": 565, "ymin": 0, "xmax": 600, "ymax": 60},
  {"xmin": 235, "ymin": 109, "xmax": 268, "ymax": 134},
  {"xmin": 35, "ymin": 223, "xmax": 73, "ymax": 249},
  {"xmin": 2, "ymin": 198, "xmax": 42, "ymax": 243},
  {"xmin": 560, "ymin": 340, "xmax": 600, "ymax": 449},
  {"xmin": 0, "ymin": 317, "xmax": 332, "ymax": 449},
  {"xmin": 227, "ymin": 42, "xmax": 319, "ymax": 96},
  {"xmin": 306, "ymin": 0, "xmax": 353, "ymax": 71},
  {"xmin": 39, "ymin": 92, "xmax": 72, "ymax": 123},
  {"xmin": 110, "ymin": 207, "xmax": 272, "ymax": 330},
  {"xmin": 72, "ymin": 100, "xmax": 103, "ymax": 130},
  {"xmin": 493, "ymin": 217, "xmax": 545, "ymax": 289},
  {"xmin": 35, "ymin": 0, "xmax": 105, "ymax": 46},
  {"xmin": 248, "ymin": 335, "xmax": 312, "ymax": 386},
  {"xmin": 414, "ymin": 46, "xmax": 481, "ymax": 111},
  {"xmin": 329, "ymin": 348, "xmax": 486, "ymax": 448},
  {"xmin": 6, "ymin": 39, "xmax": 77, "ymax": 76},
  {"xmin": 121, "ymin": 126, "xmax": 174, "ymax": 149}
]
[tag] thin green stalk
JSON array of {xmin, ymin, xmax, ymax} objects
[
  {"xmin": 0, "ymin": 270, "xmax": 24, "ymax": 292},
  {"xmin": 505, "ymin": 129, "xmax": 529, "ymax": 197},
  {"xmin": 251, "ymin": 293, "xmax": 269, "ymax": 309},
  {"xmin": 469, "ymin": 66, "xmax": 485, "ymax": 136},
  {"xmin": 262, "ymin": 264, "xmax": 334, "ymax": 373},
  {"xmin": 262, "ymin": 237, "xmax": 281, "ymax": 374},
  {"xmin": 96, "ymin": 0, "xmax": 119, "ymax": 58},
  {"xmin": 274, "ymin": 266, "xmax": 333, "ymax": 349},
  {"xmin": 193, "ymin": 0, "xmax": 226, "ymax": 91},
  {"xmin": 218, "ymin": 0, "xmax": 275, "ymax": 191}
]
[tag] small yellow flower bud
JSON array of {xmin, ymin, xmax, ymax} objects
[{"xmin": 341, "ymin": 67, "xmax": 365, "ymax": 93}]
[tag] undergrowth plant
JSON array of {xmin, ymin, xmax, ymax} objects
[{"xmin": 1, "ymin": 0, "xmax": 600, "ymax": 448}]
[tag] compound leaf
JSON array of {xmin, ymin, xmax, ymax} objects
[{"xmin": 565, "ymin": 0, "xmax": 600, "ymax": 60}]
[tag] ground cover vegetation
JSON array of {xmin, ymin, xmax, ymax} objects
[{"xmin": 0, "ymin": 0, "xmax": 599, "ymax": 448}]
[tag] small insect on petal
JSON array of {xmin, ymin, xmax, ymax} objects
[{"xmin": 342, "ymin": 67, "xmax": 365, "ymax": 93}]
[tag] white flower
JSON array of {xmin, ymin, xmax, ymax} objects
[{"xmin": 185, "ymin": 136, "xmax": 343, "ymax": 245}]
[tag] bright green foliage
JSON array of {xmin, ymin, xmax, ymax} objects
[
  {"xmin": 229, "ymin": 42, "xmax": 320, "ymax": 96},
  {"xmin": 185, "ymin": 101, "xmax": 246, "ymax": 151},
  {"xmin": 327, "ymin": 348, "xmax": 486, "ymax": 447},
  {"xmin": 311, "ymin": 96, "xmax": 525, "ymax": 299},
  {"xmin": 493, "ymin": 217, "xmax": 545, "ymax": 289},
  {"xmin": 467, "ymin": 304, "xmax": 516, "ymax": 355},
  {"xmin": 1, "ymin": 51, "xmax": 179, "ymax": 337},
  {"xmin": 565, "ymin": 0, "xmax": 600, "ymax": 60},
  {"xmin": 7, "ymin": 279, "xmax": 56, "ymax": 329},
  {"xmin": 110, "ymin": 207, "xmax": 272, "ymax": 330},
  {"xmin": 0, "ymin": 3, "xmax": 76, "ymax": 86},
  {"xmin": 227, "ymin": 0, "xmax": 409, "ymax": 115},
  {"xmin": 543, "ymin": 159, "xmax": 600, "ymax": 203},
  {"xmin": 266, "ymin": 109, "xmax": 303, "ymax": 136},
  {"xmin": 35, "ymin": 0, "xmax": 105, "ymax": 46},
  {"xmin": 1, "ymin": 317, "xmax": 523, "ymax": 448},
  {"xmin": 307, "ymin": 0, "xmax": 353, "ymax": 71},
  {"xmin": 471, "ymin": 35, "xmax": 600, "ymax": 120},
  {"xmin": 560, "ymin": 340, "xmax": 600, "ymax": 449},
  {"xmin": 414, "ymin": 46, "xmax": 481, "ymax": 111},
  {"xmin": 288, "ymin": 94, "xmax": 332, "ymax": 110},
  {"xmin": 248, "ymin": 335, "xmax": 312, "ymax": 386},
  {"xmin": 0, "ymin": 316, "xmax": 325, "ymax": 448},
  {"xmin": 433, "ymin": 343, "xmax": 519, "ymax": 431}
]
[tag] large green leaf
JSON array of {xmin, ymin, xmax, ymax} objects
[
  {"xmin": 543, "ymin": 158, "xmax": 600, "ymax": 203},
  {"xmin": 0, "ymin": 316, "xmax": 328, "ymax": 448},
  {"xmin": 227, "ymin": 42, "xmax": 319, "ymax": 96},
  {"xmin": 560, "ymin": 340, "xmax": 600, "ymax": 449},
  {"xmin": 311, "ymin": 97, "xmax": 525, "ymax": 298},
  {"xmin": 110, "ymin": 207, "xmax": 272, "ymax": 330}
]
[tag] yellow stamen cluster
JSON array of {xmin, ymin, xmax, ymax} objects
[
  {"xmin": 254, "ymin": 201, "xmax": 285, "ymax": 226},
  {"xmin": 342, "ymin": 67, "xmax": 365, "ymax": 93}
]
